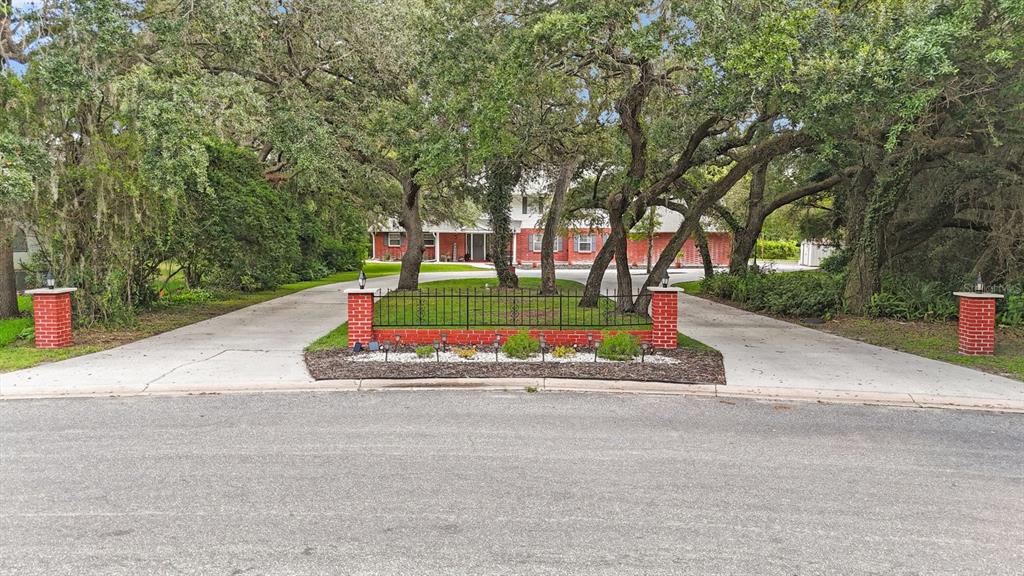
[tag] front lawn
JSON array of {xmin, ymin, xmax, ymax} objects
[
  {"xmin": 1, "ymin": 262, "xmax": 483, "ymax": 373},
  {"xmin": 374, "ymin": 277, "xmax": 651, "ymax": 329}
]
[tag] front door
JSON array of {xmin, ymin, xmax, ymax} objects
[{"xmin": 468, "ymin": 233, "xmax": 487, "ymax": 261}]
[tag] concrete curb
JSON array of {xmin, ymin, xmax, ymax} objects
[{"xmin": 2, "ymin": 377, "xmax": 1022, "ymax": 413}]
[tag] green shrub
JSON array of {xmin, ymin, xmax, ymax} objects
[
  {"xmin": 702, "ymin": 270, "xmax": 843, "ymax": 317},
  {"xmin": 597, "ymin": 332, "xmax": 641, "ymax": 361},
  {"xmin": 819, "ymin": 250, "xmax": 852, "ymax": 274},
  {"xmin": 755, "ymin": 239, "xmax": 799, "ymax": 260},
  {"xmin": 415, "ymin": 344, "xmax": 435, "ymax": 358},
  {"xmin": 997, "ymin": 293, "xmax": 1023, "ymax": 327},
  {"xmin": 502, "ymin": 332, "xmax": 540, "ymax": 359},
  {"xmin": 867, "ymin": 276, "xmax": 958, "ymax": 321},
  {"xmin": 154, "ymin": 288, "xmax": 216, "ymax": 308},
  {"xmin": 551, "ymin": 345, "xmax": 576, "ymax": 359}
]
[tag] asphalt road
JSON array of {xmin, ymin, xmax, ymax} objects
[{"xmin": 1, "ymin": 392, "xmax": 1022, "ymax": 575}]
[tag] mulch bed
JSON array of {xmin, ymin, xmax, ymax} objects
[{"xmin": 305, "ymin": 348, "xmax": 726, "ymax": 385}]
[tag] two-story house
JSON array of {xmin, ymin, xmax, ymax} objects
[{"xmin": 370, "ymin": 180, "xmax": 731, "ymax": 268}]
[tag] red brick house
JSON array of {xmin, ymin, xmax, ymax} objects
[{"xmin": 370, "ymin": 189, "xmax": 731, "ymax": 268}]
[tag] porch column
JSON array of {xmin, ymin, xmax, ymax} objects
[
  {"xmin": 511, "ymin": 232, "xmax": 517, "ymax": 265},
  {"xmin": 434, "ymin": 232, "xmax": 440, "ymax": 262}
]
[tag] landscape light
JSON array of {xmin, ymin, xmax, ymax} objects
[
  {"xmin": 433, "ymin": 340, "xmax": 441, "ymax": 361},
  {"xmin": 974, "ymin": 273, "xmax": 985, "ymax": 293},
  {"xmin": 660, "ymin": 272, "xmax": 669, "ymax": 288},
  {"xmin": 641, "ymin": 342, "xmax": 650, "ymax": 363},
  {"xmin": 46, "ymin": 271, "xmax": 55, "ymax": 290},
  {"xmin": 494, "ymin": 333, "xmax": 501, "ymax": 361},
  {"xmin": 539, "ymin": 334, "xmax": 546, "ymax": 362},
  {"xmin": 358, "ymin": 270, "xmax": 367, "ymax": 289},
  {"xmin": 441, "ymin": 332, "xmax": 448, "ymax": 351},
  {"xmin": 383, "ymin": 341, "xmax": 390, "ymax": 362}
]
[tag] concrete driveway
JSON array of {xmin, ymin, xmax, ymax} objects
[
  {"xmin": 2, "ymin": 265, "xmax": 1021, "ymax": 410},
  {"xmin": 0, "ymin": 272, "xmax": 480, "ymax": 397}
]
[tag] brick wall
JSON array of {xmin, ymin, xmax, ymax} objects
[
  {"xmin": 515, "ymin": 228, "xmax": 731, "ymax": 268},
  {"xmin": 957, "ymin": 295, "xmax": 998, "ymax": 356},
  {"xmin": 346, "ymin": 288, "xmax": 681, "ymax": 350}
]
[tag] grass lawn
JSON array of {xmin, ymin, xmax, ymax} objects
[
  {"xmin": 1, "ymin": 262, "xmax": 483, "ymax": 373},
  {"xmin": 674, "ymin": 280, "xmax": 703, "ymax": 295},
  {"xmin": 374, "ymin": 277, "xmax": 651, "ymax": 329},
  {"xmin": 819, "ymin": 317, "xmax": 1024, "ymax": 381}
]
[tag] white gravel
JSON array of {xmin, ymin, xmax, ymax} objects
[{"xmin": 348, "ymin": 350, "xmax": 679, "ymax": 364}]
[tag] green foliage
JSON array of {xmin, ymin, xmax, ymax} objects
[
  {"xmin": 152, "ymin": 288, "xmax": 216, "ymax": 308},
  {"xmin": 756, "ymin": 239, "xmax": 799, "ymax": 261},
  {"xmin": 415, "ymin": 345, "xmax": 436, "ymax": 359},
  {"xmin": 866, "ymin": 276, "xmax": 958, "ymax": 322},
  {"xmin": 551, "ymin": 345, "xmax": 576, "ymax": 359},
  {"xmin": 174, "ymin": 141, "xmax": 300, "ymax": 291},
  {"xmin": 703, "ymin": 271, "xmax": 845, "ymax": 318},
  {"xmin": 0, "ymin": 317, "xmax": 33, "ymax": 347},
  {"xmin": 502, "ymin": 332, "xmax": 540, "ymax": 359},
  {"xmin": 597, "ymin": 332, "xmax": 641, "ymax": 361},
  {"xmin": 819, "ymin": 250, "xmax": 852, "ymax": 275},
  {"xmin": 998, "ymin": 293, "xmax": 1024, "ymax": 327}
]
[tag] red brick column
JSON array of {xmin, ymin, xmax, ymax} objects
[
  {"xmin": 954, "ymin": 292, "xmax": 1003, "ymax": 356},
  {"xmin": 25, "ymin": 288, "xmax": 77, "ymax": 349},
  {"xmin": 345, "ymin": 289, "xmax": 375, "ymax": 348},
  {"xmin": 648, "ymin": 287, "xmax": 681, "ymax": 350}
]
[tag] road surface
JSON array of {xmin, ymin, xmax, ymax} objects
[{"xmin": 2, "ymin": 391, "xmax": 1021, "ymax": 575}]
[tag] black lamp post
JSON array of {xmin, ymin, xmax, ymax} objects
[
  {"xmin": 46, "ymin": 270, "xmax": 55, "ymax": 290},
  {"xmin": 494, "ymin": 333, "xmax": 501, "ymax": 361},
  {"xmin": 539, "ymin": 334, "xmax": 546, "ymax": 362},
  {"xmin": 433, "ymin": 340, "xmax": 441, "ymax": 362},
  {"xmin": 974, "ymin": 273, "xmax": 985, "ymax": 293},
  {"xmin": 440, "ymin": 332, "xmax": 448, "ymax": 352},
  {"xmin": 641, "ymin": 341, "xmax": 650, "ymax": 363},
  {"xmin": 660, "ymin": 271, "xmax": 669, "ymax": 288},
  {"xmin": 358, "ymin": 270, "xmax": 367, "ymax": 289},
  {"xmin": 383, "ymin": 341, "xmax": 390, "ymax": 362}
]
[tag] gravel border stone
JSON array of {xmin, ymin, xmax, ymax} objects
[{"xmin": 305, "ymin": 348, "xmax": 726, "ymax": 385}]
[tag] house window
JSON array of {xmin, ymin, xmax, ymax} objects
[
  {"xmin": 12, "ymin": 228, "xmax": 28, "ymax": 253},
  {"xmin": 574, "ymin": 234, "xmax": 595, "ymax": 253},
  {"xmin": 423, "ymin": 233, "xmax": 436, "ymax": 247},
  {"xmin": 529, "ymin": 234, "xmax": 563, "ymax": 252},
  {"xmin": 386, "ymin": 232, "xmax": 403, "ymax": 247},
  {"xmin": 521, "ymin": 196, "xmax": 543, "ymax": 215}
]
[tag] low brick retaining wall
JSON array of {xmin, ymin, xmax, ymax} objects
[
  {"xmin": 346, "ymin": 287, "xmax": 681, "ymax": 350},
  {"xmin": 373, "ymin": 328, "xmax": 652, "ymax": 347}
]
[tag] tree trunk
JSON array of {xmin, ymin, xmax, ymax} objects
[
  {"xmin": 633, "ymin": 215, "xmax": 697, "ymax": 316},
  {"xmin": 578, "ymin": 238, "xmax": 616, "ymax": 307},
  {"xmin": 540, "ymin": 156, "xmax": 579, "ymax": 295},
  {"xmin": 485, "ymin": 158, "xmax": 522, "ymax": 289},
  {"xmin": 695, "ymin": 226, "xmax": 714, "ymax": 279},
  {"xmin": 397, "ymin": 176, "xmax": 424, "ymax": 290},
  {"xmin": 608, "ymin": 203, "xmax": 635, "ymax": 312},
  {"xmin": 728, "ymin": 228, "xmax": 760, "ymax": 274},
  {"xmin": 0, "ymin": 221, "xmax": 19, "ymax": 319}
]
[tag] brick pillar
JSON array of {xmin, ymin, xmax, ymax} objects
[
  {"xmin": 648, "ymin": 287, "xmax": 681, "ymax": 350},
  {"xmin": 345, "ymin": 289, "xmax": 375, "ymax": 348},
  {"xmin": 954, "ymin": 292, "xmax": 1003, "ymax": 356},
  {"xmin": 25, "ymin": 287, "xmax": 77, "ymax": 349}
]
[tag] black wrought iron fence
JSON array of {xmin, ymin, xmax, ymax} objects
[{"xmin": 373, "ymin": 288, "xmax": 651, "ymax": 328}]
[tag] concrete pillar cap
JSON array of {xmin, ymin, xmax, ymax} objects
[
  {"xmin": 953, "ymin": 292, "xmax": 1004, "ymax": 299},
  {"xmin": 24, "ymin": 288, "xmax": 78, "ymax": 295}
]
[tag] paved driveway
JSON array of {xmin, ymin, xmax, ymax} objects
[
  {"xmin": 0, "ymin": 272, "xmax": 479, "ymax": 396},
  {"xmin": 2, "ymin": 266, "xmax": 1021, "ymax": 408}
]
